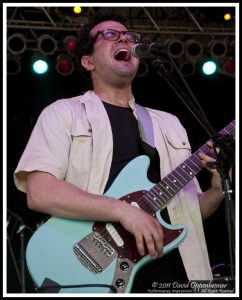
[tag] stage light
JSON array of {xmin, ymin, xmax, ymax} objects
[
  {"xmin": 73, "ymin": 6, "xmax": 82, "ymax": 14},
  {"xmin": 185, "ymin": 40, "xmax": 203, "ymax": 60},
  {"xmin": 224, "ymin": 13, "xmax": 232, "ymax": 21},
  {"xmin": 209, "ymin": 40, "xmax": 227, "ymax": 59},
  {"xmin": 180, "ymin": 61, "xmax": 196, "ymax": 77},
  {"xmin": 64, "ymin": 36, "xmax": 77, "ymax": 56},
  {"xmin": 223, "ymin": 8, "xmax": 235, "ymax": 22},
  {"xmin": 222, "ymin": 58, "xmax": 235, "ymax": 74},
  {"xmin": 56, "ymin": 54, "xmax": 74, "ymax": 76},
  {"xmin": 38, "ymin": 34, "xmax": 57, "ymax": 55},
  {"xmin": 57, "ymin": 7, "xmax": 86, "ymax": 16},
  {"xmin": 32, "ymin": 55, "xmax": 49, "ymax": 75},
  {"xmin": 165, "ymin": 39, "xmax": 184, "ymax": 58},
  {"xmin": 7, "ymin": 54, "xmax": 21, "ymax": 75},
  {"xmin": 201, "ymin": 7, "xmax": 235, "ymax": 23},
  {"xmin": 201, "ymin": 60, "xmax": 217, "ymax": 76},
  {"xmin": 7, "ymin": 33, "xmax": 26, "ymax": 54}
]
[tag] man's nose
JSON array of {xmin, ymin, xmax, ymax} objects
[{"xmin": 118, "ymin": 32, "xmax": 128, "ymax": 43}]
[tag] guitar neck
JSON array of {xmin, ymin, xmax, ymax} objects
[{"xmin": 141, "ymin": 120, "xmax": 235, "ymax": 213}]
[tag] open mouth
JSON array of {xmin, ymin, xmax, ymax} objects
[{"xmin": 114, "ymin": 49, "xmax": 131, "ymax": 61}]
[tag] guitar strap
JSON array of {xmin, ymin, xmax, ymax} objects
[
  {"xmin": 135, "ymin": 103, "xmax": 161, "ymax": 183},
  {"xmin": 135, "ymin": 103, "xmax": 155, "ymax": 149}
]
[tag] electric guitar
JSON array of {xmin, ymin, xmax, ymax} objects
[{"xmin": 26, "ymin": 120, "xmax": 235, "ymax": 293}]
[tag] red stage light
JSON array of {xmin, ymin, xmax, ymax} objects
[
  {"xmin": 56, "ymin": 55, "xmax": 74, "ymax": 76},
  {"xmin": 64, "ymin": 36, "xmax": 77, "ymax": 56},
  {"xmin": 223, "ymin": 59, "xmax": 235, "ymax": 74},
  {"xmin": 67, "ymin": 40, "xmax": 77, "ymax": 55}
]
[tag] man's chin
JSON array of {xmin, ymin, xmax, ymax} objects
[{"xmin": 115, "ymin": 67, "xmax": 137, "ymax": 79}]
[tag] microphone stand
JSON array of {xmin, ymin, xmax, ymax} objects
[
  {"xmin": 7, "ymin": 208, "xmax": 34, "ymax": 292},
  {"xmin": 150, "ymin": 46, "xmax": 235, "ymax": 281}
]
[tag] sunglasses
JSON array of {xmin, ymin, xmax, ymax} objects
[{"xmin": 92, "ymin": 29, "xmax": 143, "ymax": 44}]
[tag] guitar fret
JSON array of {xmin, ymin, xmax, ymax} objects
[
  {"xmin": 183, "ymin": 161, "xmax": 197, "ymax": 177},
  {"xmin": 172, "ymin": 169, "xmax": 189, "ymax": 185},
  {"xmin": 143, "ymin": 190, "xmax": 167, "ymax": 209},
  {"xmin": 157, "ymin": 181, "xmax": 176, "ymax": 200},
  {"xmin": 151, "ymin": 186, "xmax": 170, "ymax": 203},
  {"xmin": 177, "ymin": 164, "xmax": 193, "ymax": 180},
  {"xmin": 187, "ymin": 157, "xmax": 201, "ymax": 172},
  {"xmin": 166, "ymin": 174, "xmax": 184, "ymax": 190},
  {"xmin": 197, "ymin": 144, "xmax": 214, "ymax": 158},
  {"xmin": 168, "ymin": 172, "xmax": 184, "ymax": 186},
  {"xmin": 185, "ymin": 161, "xmax": 198, "ymax": 175},
  {"xmin": 163, "ymin": 176, "xmax": 182, "ymax": 192},
  {"xmin": 191, "ymin": 154, "xmax": 203, "ymax": 168},
  {"xmin": 142, "ymin": 193, "xmax": 161, "ymax": 210},
  {"xmin": 157, "ymin": 181, "xmax": 175, "ymax": 198},
  {"xmin": 148, "ymin": 188, "xmax": 166, "ymax": 204},
  {"xmin": 150, "ymin": 186, "xmax": 170, "ymax": 206}
]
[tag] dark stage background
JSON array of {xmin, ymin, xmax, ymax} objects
[{"xmin": 6, "ymin": 5, "xmax": 236, "ymax": 293}]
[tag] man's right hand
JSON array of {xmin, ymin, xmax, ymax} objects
[{"xmin": 119, "ymin": 203, "xmax": 164, "ymax": 259}]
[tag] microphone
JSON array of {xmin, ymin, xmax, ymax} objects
[{"xmin": 131, "ymin": 42, "xmax": 163, "ymax": 58}]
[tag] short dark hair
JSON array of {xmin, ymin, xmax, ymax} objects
[{"xmin": 76, "ymin": 12, "xmax": 127, "ymax": 88}]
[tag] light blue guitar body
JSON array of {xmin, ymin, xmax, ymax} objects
[{"xmin": 26, "ymin": 155, "xmax": 187, "ymax": 293}]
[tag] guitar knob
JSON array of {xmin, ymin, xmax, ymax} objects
[
  {"xmin": 120, "ymin": 261, "xmax": 129, "ymax": 271},
  {"xmin": 116, "ymin": 278, "xmax": 125, "ymax": 288}
]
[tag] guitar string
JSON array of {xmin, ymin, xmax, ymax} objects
[
  {"xmin": 144, "ymin": 161, "xmax": 195, "ymax": 209},
  {"xmin": 146, "ymin": 148, "xmax": 207, "ymax": 207}
]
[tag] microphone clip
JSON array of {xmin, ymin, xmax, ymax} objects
[{"xmin": 132, "ymin": 42, "xmax": 164, "ymax": 59}]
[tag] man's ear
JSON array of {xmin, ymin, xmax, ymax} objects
[{"xmin": 81, "ymin": 55, "xmax": 95, "ymax": 71}]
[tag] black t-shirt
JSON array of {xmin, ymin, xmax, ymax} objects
[
  {"xmin": 103, "ymin": 101, "xmax": 145, "ymax": 192},
  {"xmin": 102, "ymin": 101, "xmax": 188, "ymax": 292}
]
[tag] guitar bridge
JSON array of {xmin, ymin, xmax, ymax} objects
[{"xmin": 73, "ymin": 231, "xmax": 118, "ymax": 274}]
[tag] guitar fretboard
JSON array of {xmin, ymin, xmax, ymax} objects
[{"xmin": 140, "ymin": 120, "xmax": 235, "ymax": 213}]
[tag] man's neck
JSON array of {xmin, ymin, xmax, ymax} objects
[{"xmin": 94, "ymin": 84, "xmax": 134, "ymax": 108}]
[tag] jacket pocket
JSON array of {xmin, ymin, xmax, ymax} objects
[
  {"xmin": 69, "ymin": 126, "xmax": 93, "ymax": 171},
  {"xmin": 163, "ymin": 131, "xmax": 192, "ymax": 167},
  {"xmin": 165, "ymin": 132, "xmax": 191, "ymax": 151}
]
